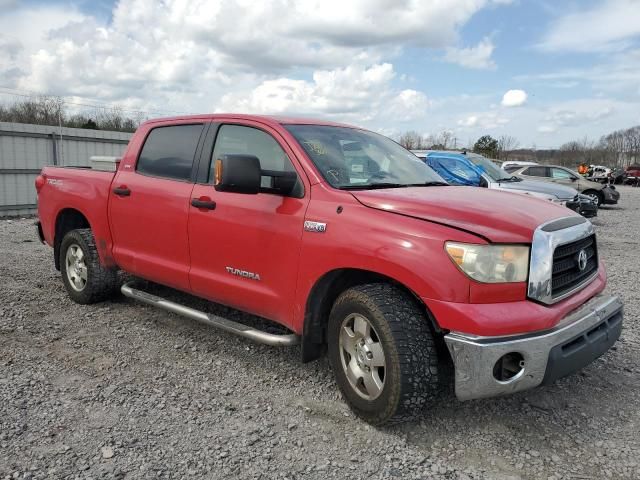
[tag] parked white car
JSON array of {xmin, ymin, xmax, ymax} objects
[
  {"xmin": 502, "ymin": 160, "xmax": 538, "ymax": 172},
  {"xmin": 588, "ymin": 165, "xmax": 612, "ymax": 182}
]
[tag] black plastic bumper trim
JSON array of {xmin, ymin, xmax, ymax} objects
[{"xmin": 542, "ymin": 309, "xmax": 623, "ymax": 385}]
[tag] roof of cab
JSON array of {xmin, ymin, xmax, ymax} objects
[{"xmin": 142, "ymin": 113, "xmax": 356, "ymax": 129}]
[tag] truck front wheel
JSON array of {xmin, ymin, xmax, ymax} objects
[
  {"xmin": 327, "ymin": 283, "xmax": 440, "ymax": 424},
  {"xmin": 60, "ymin": 229, "xmax": 118, "ymax": 304}
]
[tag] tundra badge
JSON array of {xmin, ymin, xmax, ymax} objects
[
  {"xmin": 225, "ymin": 267, "xmax": 261, "ymax": 281},
  {"xmin": 304, "ymin": 220, "xmax": 327, "ymax": 233}
]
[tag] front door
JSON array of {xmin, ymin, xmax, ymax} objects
[
  {"xmin": 109, "ymin": 122, "xmax": 206, "ymax": 291},
  {"xmin": 549, "ymin": 167, "xmax": 578, "ymax": 188},
  {"xmin": 188, "ymin": 123, "xmax": 308, "ymax": 327}
]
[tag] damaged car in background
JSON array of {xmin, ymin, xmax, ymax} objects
[
  {"xmin": 508, "ymin": 164, "xmax": 621, "ymax": 207},
  {"xmin": 412, "ymin": 150, "xmax": 598, "ymax": 218}
]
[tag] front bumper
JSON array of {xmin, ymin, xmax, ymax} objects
[
  {"xmin": 602, "ymin": 187, "xmax": 620, "ymax": 204},
  {"xmin": 566, "ymin": 197, "xmax": 597, "ymax": 218},
  {"xmin": 444, "ymin": 294, "xmax": 623, "ymax": 401}
]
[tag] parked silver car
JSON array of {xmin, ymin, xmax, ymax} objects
[{"xmin": 509, "ymin": 164, "xmax": 620, "ymax": 207}]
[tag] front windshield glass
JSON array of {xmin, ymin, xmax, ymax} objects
[
  {"xmin": 285, "ymin": 125, "xmax": 446, "ymax": 189},
  {"xmin": 465, "ymin": 152, "xmax": 512, "ymax": 181}
]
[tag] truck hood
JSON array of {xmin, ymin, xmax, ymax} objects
[
  {"xmin": 351, "ymin": 186, "xmax": 573, "ymax": 243},
  {"xmin": 496, "ymin": 178, "xmax": 578, "ymax": 200}
]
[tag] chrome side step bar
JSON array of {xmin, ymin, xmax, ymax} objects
[{"xmin": 121, "ymin": 282, "xmax": 300, "ymax": 347}]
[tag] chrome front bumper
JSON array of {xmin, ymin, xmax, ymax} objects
[{"xmin": 444, "ymin": 294, "xmax": 623, "ymax": 401}]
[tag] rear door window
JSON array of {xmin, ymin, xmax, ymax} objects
[
  {"xmin": 137, "ymin": 124, "xmax": 204, "ymax": 181},
  {"xmin": 524, "ymin": 166, "xmax": 548, "ymax": 177}
]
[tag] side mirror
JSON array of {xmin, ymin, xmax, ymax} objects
[
  {"xmin": 214, "ymin": 154, "xmax": 261, "ymax": 194},
  {"xmin": 214, "ymin": 154, "xmax": 300, "ymax": 196},
  {"xmin": 570, "ymin": 176, "xmax": 577, "ymax": 181},
  {"xmin": 261, "ymin": 169, "xmax": 298, "ymax": 196}
]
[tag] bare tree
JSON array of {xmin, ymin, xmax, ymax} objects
[
  {"xmin": 440, "ymin": 130, "xmax": 454, "ymax": 149},
  {"xmin": 398, "ymin": 130, "xmax": 426, "ymax": 150},
  {"xmin": 421, "ymin": 130, "xmax": 457, "ymax": 150},
  {"xmin": 497, "ymin": 135, "xmax": 520, "ymax": 160},
  {"xmin": 0, "ymin": 96, "xmax": 140, "ymax": 132},
  {"xmin": 624, "ymin": 126, "xmax": 640, "ymax": 166},
  {"xmin": 558, "ymin": 140, "xmax": 584, "ymax": 167},
  {"xmin": 0, "ymin": 95, "xmax": 64, "ymax": 125}
]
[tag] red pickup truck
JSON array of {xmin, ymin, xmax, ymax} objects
[{"xmin": 35, "ymin": 114, "xmax": 623, "ymax": 424}]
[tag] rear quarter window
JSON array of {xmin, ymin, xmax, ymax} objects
[{"xmin": 137, "ymin": 124, "xmax": 204, "ymax": 181}]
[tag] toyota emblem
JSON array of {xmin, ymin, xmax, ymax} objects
[{"xmin": 577, "ymin": 249, "xmax": 588, "ymax": 271}]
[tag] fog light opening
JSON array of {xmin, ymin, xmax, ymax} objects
[{"xmin": 493, "ymin": 352, "xmax": 525, "ymax": 382}]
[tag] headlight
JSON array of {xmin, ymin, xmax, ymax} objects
[
  {"xmin": 445, "ymin": 242, "xmax": 530, "ymax": 283},
  {"xmin": 552, "ymin": 198, "xmax": 567, "ymax": 206}
]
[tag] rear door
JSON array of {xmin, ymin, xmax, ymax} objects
[
  {"xmin": 109, "ymin": 122, "xmax": 206, "ymax": 290},
  {"xmin": 520, "ymin": 165, "xmax": 549, "ymax": 180},
  {"xmin": 188, "ymin": 122, "xmax": 308, "ymax": 326}
]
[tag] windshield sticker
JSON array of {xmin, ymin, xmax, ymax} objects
[{"xmin": 303, "ymin": 140, "xmax": 327, "ymax": 155}]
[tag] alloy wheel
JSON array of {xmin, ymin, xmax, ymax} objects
[
  {"xmin": 338, "ymin": 313, "xmax": 386, "ymax": 400},
  {"xmin": 65, "ymin": 244, "xmax": 88, "ymax": 292}
]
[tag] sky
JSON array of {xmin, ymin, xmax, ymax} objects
[{"xmin": 1, "ymin": 0, "xmax": 640, "ymax": 148}]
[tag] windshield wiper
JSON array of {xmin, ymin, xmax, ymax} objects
[
  {"xmin": 497, "ymin": 176, "xmax": 522, "ymax": 183},
  {"xmin": 339, "ymin": 181, "xmax": 449, "ymax": 190},
  {"xmin": 339, "ymin": 182, "xmax": 408, "ymax": 190},
  {"xmin": 408, "ymin": 181, "xmax": 449, "ymax": 187}
]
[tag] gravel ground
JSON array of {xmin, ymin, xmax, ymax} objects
[{"xmin": 1, "ymin": 186, "xmax": 639, "ymax": 480}]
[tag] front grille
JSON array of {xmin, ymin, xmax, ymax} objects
[{"xmin": 551, "ymin": 235, "xmax": 598, "ymax": 298}]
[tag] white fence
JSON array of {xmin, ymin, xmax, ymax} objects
[{"xmin": 0, "ymin": 122, "xmax": 132, "ymax": 217}]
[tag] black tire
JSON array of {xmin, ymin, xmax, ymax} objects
[
  {"xmin": 327, "ymin": 283, "xmax": 440, "ymax": 425},
  {"xmin": 584, "ymin": 189, "xmax": 603, "ymax": 207},
  {"xmin": 59, "ymin": 228, "xmax": 118, "ymax": 304}
]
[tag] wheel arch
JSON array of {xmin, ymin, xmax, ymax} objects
[
  {"xmin": 583, "ymin": 188, "xmax": 604, "ymax": 205},
  {"xmin": 301, "ymin": 268, "xmax": 443, "ymax": 363},
  {"xmin": 53, "ymin": 208, "xmax": 91, "ymax": 270}
]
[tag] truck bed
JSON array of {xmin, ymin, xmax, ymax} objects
[{"xmin": 37, "ymin": 166, "xmax": 117, "ymax": 266}]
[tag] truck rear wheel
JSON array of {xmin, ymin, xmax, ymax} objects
[
  {"xmin": 60, "ymin": 229, "xmax": 118, "ymax": 304},
  {"xmin": 327, "ymin": 283, "xmax": 440, "ymax": 425}
]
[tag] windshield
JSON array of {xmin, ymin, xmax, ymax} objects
[
  {"xmin": 285, "ymin": 125, "xmax": 446, "ymax": 189},
  {"xmin": 465, "ymin": 152, "xmax": 513, "ymax": 181}
]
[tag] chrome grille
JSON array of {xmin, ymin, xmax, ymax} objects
[
  {"xmin": 528, "ymin": 217, "xmax": 598, "ymax": 304},
  {"xmin": 551, "ymin": 235, "xmax": 598, "ymax": 298}
]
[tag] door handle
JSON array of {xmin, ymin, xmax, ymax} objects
[
  {"xmin": 191, "ymin": 198, "xmax": 216, "ymax": 210},
  {"xmin": 113, "ymin": 186, "xmax": 131, "ymax": 197}
]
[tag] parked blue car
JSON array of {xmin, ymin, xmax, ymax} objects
[{"xmin": 418, "ymin": 151, "xmax": 485, "ymax": 186}]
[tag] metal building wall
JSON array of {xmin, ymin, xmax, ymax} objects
[{"xmin": 0, "ymin": 122, "xmax": 132, "ymax": 217}]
